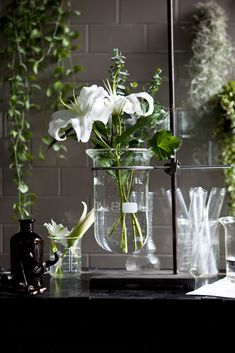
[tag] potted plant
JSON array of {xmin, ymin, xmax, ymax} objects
[{"xmin": 48, "ymin": 48, "xmax": 181, "ymax": 254}]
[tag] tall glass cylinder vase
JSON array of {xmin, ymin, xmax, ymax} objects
[{"xmin": 86, "ymin": 148, "xmax": 153, "ymax": 254}]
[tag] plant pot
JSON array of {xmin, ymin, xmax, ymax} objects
[{"xmin": 86, "ymin": 148, "xmax": 153, "ymax": 254}]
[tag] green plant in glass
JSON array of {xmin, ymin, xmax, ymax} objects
[{"xmin": 48, "ymin": 48, "xmax": 181, "ymax": 253}]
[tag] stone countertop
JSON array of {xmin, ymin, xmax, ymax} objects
[
  {"xmin": 0, "ymin": 271, "xmax": 233, "ymax": 352},
  {"xmin": 0, "ymin": 270, "xmax": 230, "ymax": 300}
]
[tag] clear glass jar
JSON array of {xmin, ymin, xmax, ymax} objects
[
  {"xmin": 49, "ymin": 237, "xmax": 81, "ymax": 278},
  {"xmin": 86, "ymin": 148, "xmax": 153, "ymax": 254}
]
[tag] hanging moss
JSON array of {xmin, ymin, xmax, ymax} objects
[{"xmin": 187, "ymin": 1, "xmax": 235, "ymax": 114}]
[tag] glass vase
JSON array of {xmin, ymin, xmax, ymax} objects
[
  {"xmin": 86, "ymin": 148, "xmax": 153, "ymax": 254},
  {"xmin": 49, "ymin": 237, "xmax": 81, "ymax": 278}
]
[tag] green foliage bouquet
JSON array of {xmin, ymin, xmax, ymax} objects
[{"xmin": 48, "ymin": 48, "xmax": 181, "ymax": 253}]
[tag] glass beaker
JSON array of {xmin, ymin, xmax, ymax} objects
[
  {"xmin": 190, "ymin": 219, "xmax": 220, "ymax": 278},
  {"xmin": 218, "ymin": 216, "xmax": 235, "ymax": 282}
]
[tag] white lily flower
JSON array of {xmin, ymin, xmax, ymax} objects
[
  {"xmin": 48, "ymin": 85, "xmax": 113, "ymax": 143},
  {"xmin": 123, "ymin": 92, "xmax": 154, "ymax": 117},
  {"xmin": 44, "ymin": 219, "xmax": 70, "ymax": 247},
  {"xmin": 69, "ymin": 202, "xmax": 94, "ymax": 240},
  {"xmin": 104, "ymin": 80, "xmax": 154, "ymax": 118},
  {"xmin": 44, "ymin": 202, "xmax": 94, "ymax": 251}
]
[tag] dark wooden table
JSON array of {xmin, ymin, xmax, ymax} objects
[{"xmin": 0, "ymin": 270, "xmax": 232, "ymax": 352}]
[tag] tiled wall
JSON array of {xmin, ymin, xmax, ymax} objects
[{"xmin": 0, "ymin": 0, "xmax": 234, "ymax": 271}]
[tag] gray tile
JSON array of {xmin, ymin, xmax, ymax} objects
[
  {"xmin": 61, "ymin": 167, "xmax": 92, "ymax": 196},
  {"xmin": 0, "ymin": 112, "xmax": 2, "ymax": 138},
  {"xmin": 0, "ymin": 169, "xmax": 2, "ymax": 196},
  {"xmin": 0, "ymin": 254, "xmax": 10, "ymax": 269},
  {"xmin": 89, "ymin": 253, "xmax": 127, "ymax": 269},
  {"xmin": 89, "ymin": 25, "xmax": 145, "ymax": 53},
  {"xmin": 71, "ymin": 24, "xmax": 87, "ymax": 53},
  {"xmin": 125, "ymin": 53, "xmax": 169, "ymax": 82},
  {"xmin": 58, "ymin": 141, "xmax": 89, "ymax": 168},
  {"xmin": 147, "ymin": 24, "xmax": 191, "ymax": 52},
  {"xmin": 82, "ymin": 229, "xmax": 106, "ymax": 254},
  {"xmin": 71, "ymin": 0, "xmax": 116, "ymax": 24},
  {"xmin": 32, "ymin": 196, "xmax": 93, "ymax": 225},
  {"xmin": 120, "ymin": 0, "xmax": 167, "ymax": 24},
  {"xmin": 71, "ymin": 53, "xmax": 112, "ymax": 82},
  {"xmin": 3, "ymin": 168, "xmax": 59, "ymax": 196},
  {"xmin": 0, "ymin": 197, "xmax": 16, "ymax": 223},
  {"xmin": 2, "ymin": 224, "xmax": 18, "ymax": 253},
  {"xmin": 0, "ymin": 139, "xmax": 10, "ymax": 168},
  {"xmin": 153, "ymin": 226, "xmax": 173, "ymax": 254}
]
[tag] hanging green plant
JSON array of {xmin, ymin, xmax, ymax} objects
[
  {"xmin": 187, "ymin": 1, "xmax": 234, "ymax": 115},
  {"xmin": 0, "ymin": 0, "xmax": 81, "ymax": 219},
  {"xmin": 214, "ymin": 81, "xmax": 235, "ymax": 215}
]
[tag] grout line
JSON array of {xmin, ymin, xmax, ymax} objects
[
  {"xmin": 116, "ymin": 0, "xmax": 120, "ymax": 24},
  {"xmin": 85, "ymin": 24, "xmax": 89, "ymax": 53},
  {"xmin": 144, "ymin": 24, "xmax": 148, "ymax": 53},
  {"xmin": 174, "ymin": 0, "xmax": 180, "ymax": 23},
  {"xmin": 0, "ymin": 224, "xmax": 3, "ymax": 254},
  {"xmin": 58, "ymin": 167, "xmax": 62, "ymax": 196}
]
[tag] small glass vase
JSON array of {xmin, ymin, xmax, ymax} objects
[
  {"xmin": 86, "ymin": 148, "xmax": 153, "ymax": 254},
  {"xmin": 49, "ymin": 237, "xmax": 81, "ymax": 278}
]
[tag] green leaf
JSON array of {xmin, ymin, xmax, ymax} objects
[
  {"xmin": 148, "ymin": 129, "xmax": 181, "ymax": 161},
  {"xmin": 38, "ymin": 150, "xmax": 45, "ymax": 160},
  {"xmin": 33, "ymin": 61, "xmax": 39, "ymax": 75},
  {"xmin": 53, "ymin": 80, "xmax": 63, "ymax": 91},
  {"xmin": 115, "ymin": 115, "xmax": 157, "ymax": 147},
  {"xmin": 42, "ymin": 136, "xmax": 50, "ymax": 145},
  {"xmin": 18, "ymin": 182, "xmax": 29, "ymax": 194},
  {"xmin": 30, "ymin": 28, "xmax": 41, "ymax": 39},
  {"xmin": 90, "ymin": 137, "xmax": 109, "ymax": 149},
  {"xmin": 46, "ymin": 87, "xmax": 52, "ymax": 97}
]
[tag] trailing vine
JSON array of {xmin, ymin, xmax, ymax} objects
[
  {"xmin": 214, "ymin": 81, "xmax": 235, "ymax": 215},
  {"xmin": 0, "ymin": 0, "xmax": 81, "ymax": 219}
]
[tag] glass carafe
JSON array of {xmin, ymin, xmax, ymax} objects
[{"xmin": 218, "ymin": 216, "xmax": 235, "ymax": 282}]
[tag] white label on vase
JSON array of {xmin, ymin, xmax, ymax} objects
[{"xmin": 122, "ymin": 202, "xmax": 138, "ymax": 213}]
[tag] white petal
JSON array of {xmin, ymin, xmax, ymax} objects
[
  {"xmin": 48, "ymin": 110, "xmax": 78, "ymax": 141},
  {"xmin": 78, "ymin": 85, "xmax": 109, "ymax": 112},
  {"xmin": 71, "ymin": 113, "xmax": 93, "ymax": 143},
  {"xmin": 91, "ymin": 99, "xmax": 113, "ymax": 124},
  {"xmin": 123, "ymin": 92, "xmax": 154, "ymax": 117},
  {"xmin": 112, "ymin": 96, "xmax": 126, "ymax": 115},
  {"xmin": 123, "ymin": 95, "xmax": 142, "ymax": 115},
  {"xmin": 134, "ymin": 92, "xmax": 154, "ymax": 117}
]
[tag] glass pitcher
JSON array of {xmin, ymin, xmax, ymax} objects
[{"xmin": 218, "ymin": 216, "xmax": 235, "ymax": 282}]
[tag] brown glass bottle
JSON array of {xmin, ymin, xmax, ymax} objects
[{"xmin": 10, "ymin": 219, "xmax": 44, "ymax": 283}]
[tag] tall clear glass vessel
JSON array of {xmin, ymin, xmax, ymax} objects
[{"xmin": 86, "ymin": 148, "xmax": 153, "ymax": 254}]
